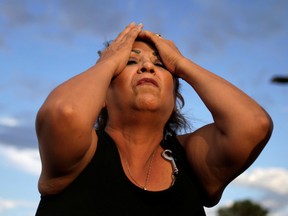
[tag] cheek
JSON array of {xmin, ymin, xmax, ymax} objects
[
  {"xmin": 105, "ymin": 70, "xmax": 135, "ymax": 103},
  {"xmin": 110, "ymin": 70, "xmax": 134, "ymax": 91},
  {"xmin": 164, "ymin": 74, "xmax": 175, "ymax": 94},
  {"xmin": 163, "ymin": 76, "xmax": 176, "ymax": 107}
]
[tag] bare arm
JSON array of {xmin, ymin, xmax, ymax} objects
[
  {"xmin": 139, "ymin": 31, "xmax": 273, "ymax": 206},
  {"xmin": 36, "ymin": 22, "xmax": 143, "ymax": 194},
  {"xmin": 176, "ymin": 59, "xmax": 273, "ymax": 206}
]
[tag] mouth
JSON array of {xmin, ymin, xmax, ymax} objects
[{"xmin": 137, "ymin": 78, "xmax": 159, "ymax": 87}]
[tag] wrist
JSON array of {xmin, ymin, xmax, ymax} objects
[
  {"xmin": 96, "ymin": 58, "xmax": 121, "ymax": 78},
  {"xmin": 94, "ymin": 59, "xmax": 119, "ymax": 80},
  {"xmin": 174, "ymin": 57, "xmax": 191, "ymax": 79}
]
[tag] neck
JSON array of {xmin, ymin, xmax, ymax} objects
[
  {"xmin": 106, "ymin": 109, "xmax": 167, "ymax": 142},
  {"xmin": 105, "ymin": 117, "xmax": 164, "ymax": 164},
  {"xmin": 105, "ymin": 123, "xmax": 164, "ymax": 149},
  {"xmin": 104, "ymin": 112, "xmax": 177, "ymax": 191}
]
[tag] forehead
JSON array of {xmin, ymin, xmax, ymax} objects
[{"xmin": 132, "ymin": 41, "xmax": 157, "ymax": 54}]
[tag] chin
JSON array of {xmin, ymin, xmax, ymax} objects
[{"xmin": 134, "ymin": 96, "xmax": 162, "ymax": 111}]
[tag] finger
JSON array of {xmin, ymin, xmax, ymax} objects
[
  {"xmin": 114, "ymin": 22, "xmax": 136, "ymax": 42},
  {"xmin": 138, "ymin": 30, "xmax": 165, "ymax": 48},
  {"xmin": 122, "ymin": 23, "xmax": 143, "ymax": 43},
  {"xmin": 139, "ymin": 30, "xmax": 162, "ymax": 40},
  {"xmin": 115, "ymin": 22, "xmax": 139, "ymax": 42}
]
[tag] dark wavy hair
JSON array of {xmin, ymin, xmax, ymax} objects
[{"xmin": 96, "ymin": 38, "xmax": 189, "ymax": 135}]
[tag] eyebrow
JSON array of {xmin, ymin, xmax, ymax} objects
[
  {"xmin": 131, "ymin": 49, "xmax": 159, "ymax": 57},
  {"xmin": 131, "ymin": 49, "xmax": 141, "ymax": 54}
]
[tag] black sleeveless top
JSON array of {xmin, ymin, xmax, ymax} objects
[{"xmin": 35, "ymin": 130, "xmax": 206, "ymax": 216}]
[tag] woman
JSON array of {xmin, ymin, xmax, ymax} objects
[{"xmin": 35, "ymin": 22, "xmax": 273, "ymax": 215}]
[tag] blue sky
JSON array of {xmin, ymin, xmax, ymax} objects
[{"xmin": 0, "ymin": 0, "xmax": 287, "ymax": 215}]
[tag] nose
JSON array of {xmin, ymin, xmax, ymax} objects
[{"xmin": 138, "ymin": 61, "xmax": 155, "ymax": 74}]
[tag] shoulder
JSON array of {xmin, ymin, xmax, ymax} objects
[
  {"xmin": 176, "ymin": 120, "xmax": 272, "ymax": 207},
  {"xmin": 176, "ymin": 127, "xmax": 226, "ymax": 207}
]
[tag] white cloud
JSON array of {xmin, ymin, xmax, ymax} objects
[
  {"xmin": 232, "ymin": 167, "xmax": 288, "ymax": 215},
  {"xmin": 270, "ymin": 205, "xmax": 288, "ymax": 216},
  {"xmin": 0, "ymin": 198, "xmax": 16, "ymax": 212},
  {"xmin": 185, "ymin": 167, "xmax": 288, "ymax": 215},
  {"xmin": 204, "ymin": 207, "xmax": 217, "ymax": 216},
  {"xmin": 0, "ymin": 117, "xmax": 21, "ymax": 127},
  {"xmin": 235, "ymin": 167, "xmax": 288, "ymax": 195},
  {"xmin": 0, "ymin": 143, "xmax": 41, "ymax": 176},
  {"xmin": 0, "ymin": 197, "xmax": 37, "ymax": 215}
]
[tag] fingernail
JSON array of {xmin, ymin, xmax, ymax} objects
[{"xmin": 138, "ymin": 23, "xmax": 143, "ymax": 29}]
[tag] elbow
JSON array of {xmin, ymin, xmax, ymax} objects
[
  {"xmin": 201, "ymin": 184, "xmax": 224, "ymax": 208},
  {"xmin": 240, "ymin": 108, "xmax": 273, "ymax": 145},
  {"xmin": 35, "ymin": 100, "xmax": 77, "ymax": 136},
  {"xmin": 203, "ymin": 195, "xmax": 221, "ymax": 208},
  {"xmin": 256, "ymin": 111, "xmax": 273, "ymax": 144},
  {"xmin": 239, "ymin": 111, "xmax": 273, "ymax": 159}
]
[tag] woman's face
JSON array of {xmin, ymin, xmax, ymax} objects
[{"xmin": 106, "ymin": 41, "xmax": 175, "ymax": 117}]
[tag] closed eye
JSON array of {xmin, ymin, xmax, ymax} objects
[
  {"xmin": 127, "ymin": 60, "xmax": 138, "ymax": 65},
  {"xmin": 154, "ymin": 62, "xmax": 166, "ymax": 68}
]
